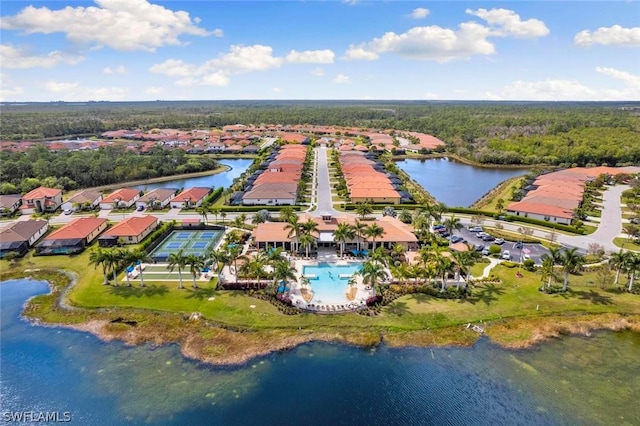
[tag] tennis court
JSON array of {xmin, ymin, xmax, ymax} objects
[{"xmin": 150, "ymin": 230, "xmax": 224, "ymax": 261}]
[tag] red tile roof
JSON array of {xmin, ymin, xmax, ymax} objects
[
  {"xmin": 44, "ymin": 217, "xmax": 107, "ymax": 240},
  {"xmin": 172, "ymin": 187, "xmax": 211, "ymax": 202},
  {"xmin": 102, "ymin": 188, "xmax": 140, "ymax": 204},
  {"xmin": 102, "ymin": 215, "xmax": 158, "ymax": 237},
  {"xmin": 22, "ymin": 187, "xmax": 62, "ymax": 200}
]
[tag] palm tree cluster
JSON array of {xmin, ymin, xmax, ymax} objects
[
  {"xmin": 284, "ymin": 216, "xmax": 320, "ymax": 257},
  {"xmin": 539, "ymin": 247, "xmax": 585, "ymax": 292},
  {"xmin": 610, "ymin": 250, "xmax": 640, "ymax": 292},
  {"xmin": 89, "ymin": 247, "xmax": 151, "ymax": 287},
  {"xmin": 332, "ymin": 220, "xmax": 386, "ymax": 257},
  {"xmin": 411, "ymin": 202, "xmax": 448, "ymax": 243}
]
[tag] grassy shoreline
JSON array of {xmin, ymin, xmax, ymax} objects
[{"xmin": 3, "ymin": 256, "xmax": 640, "ymax": 366}]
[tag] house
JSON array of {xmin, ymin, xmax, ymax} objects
[
  {"xmin": 242, "ymin": 183, "xmax": 297, "ymax": 205},
  {"xmin": 20, "ymin": 187, "xmax": 63, "ymax": 214},
  {"xmin": 170, "ymin": 187, "xmax": 211, "ymax": 209},
  {"xmin": 0, "ymin": 194, "xmax": 22, "ymax": 216},
  {"xmin": 61, "ymin": 189, "xmax": 103, "ymax": 212},
  {"xmin": 35, "ymin": 217, "xmax": 108, "ymax": 255},
  {"xmin": 136, "ymin": 188, "xmax": 176, "ymax": 210},
  {"xmin": 98, "ymin": 215, "xmax": 159, "ymax": 246},
  {"xmin": 0, "ymin": 219, "xmax": 49, "ymax": 258},
  {"xmin": 100, "ymin": 188, "xmax": 141, "ymax": 210}
]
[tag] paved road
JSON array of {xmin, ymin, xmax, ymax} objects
[{"xmin": 312, "ymin": 146, "xmax": 339, "ymax": 216}]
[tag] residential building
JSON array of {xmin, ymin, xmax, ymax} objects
[
  {"xmin": 136, "ymin": 188, "xmax": 176, "ymax": 210},
  {"xmin": 20, "ymin": 187, "xmax": 63, "ymax": 214},
  {"xmin": 35, "ymin": 217, "xmax": 107, "ymax": 254},
  {"xmin": 100, "ymin": 188, "xmax": 141, "ymax": 210},
  {"xmin": 0, "ymin": 194, "xmax": 22, "ymax": 216},
  {"xmin": 98, "ymin": 215, "xmax": 159, "ymax": 246},
  {"xmin": 61, "ymin": 189, "xmax": 103, "ymax": 212},
  {"xmin": 0, "ymin": 220, "xmax": 49, "ymax": 258},
  {"xmin": 170, "ymin": 187, "xmax": 211, "ymax": 209}
]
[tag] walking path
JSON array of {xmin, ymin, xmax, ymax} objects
[{"xmin": 473, "ymin": 258, "xmax": 502, "ymax": 280}]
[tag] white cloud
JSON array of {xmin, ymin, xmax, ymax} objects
[
  {"xmin": 410, "ymin": 8, "xmax": 429, "ymax": 19},
  {"xmin": 574, "ymin": 25, "xmax": 640, "ymax": 47},
  {"xmin": 271, "ymin": 87, "xmax": 283, "ymax": 93},
  {"xmin": 41, "ymin": 80, "xmax": 126, "ymax": 100},
  {"xmin": 145, "ymin": 86, "xmax": 165, "ymax": 96},
  {"xmin": 487, "ymin": 68, "xmax": 640, "ymax": 101},
  {"xmin": 595, "ymin": 67, "xmax": 640, "ymax": 89},
  {"xmin": 311, "ymin": 67, "xmax": 325, "ymax": 77},
  {"xmin": 285, "ymin": 49, "xmax": 335, "ymax": 64},
  {"xmin": 103, "ymin": 65, "xmax": 126, "ymax": 74},
  {"xmin": 150, "ymin": 44, "xmax": 280, "ymax": 86},
  {"xmin": 364, "ymin": 22, "xmax": 495, "ymax": 62},
  {"xmin": 343, "ymin": 45, "xmax": 380, "ymax": 61},
  {"xmin": 333, "ymin": 74, "xmax": 350, "ymax": 84},
  {"xmin": 0, "ymin": 44, "xmax": 83, "ymax": 69},
  {"xmin": 0, "ymin": 0, "xmax": 215, "ymax": 52},
  {"xmin": 212, "ymin": 29, "xmax": 224, "ymax": 37},
  {"xmin": 0, "ymin": 73, "xmax": 24, "ymax": 101},
  {"xmin": 466, "ymin": 8, "xmax": 549, "ymax": 38}
]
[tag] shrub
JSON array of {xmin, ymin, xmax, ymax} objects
[
  {"xmin": 523, "ymin": 259, "xmax": 536, "ymax": 271},
  {"xmin": 489, "ymin": 244, "xmax": 502, "ymax": 255},
  {"xmin": 501, "ymin": 261, "xmax": 517, "ymax": 268}
]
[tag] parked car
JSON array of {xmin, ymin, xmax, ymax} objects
[
  {"xmin": 474, "ymin": 244, "xmax": 485, "ymax": 252},
  {"xmin": 432, "ymin": 224, "xmax": 445, "ymax": 231},
  {"xmin": 523, "ymin": 254, "xmax": 531, "ymax": 261},
  {"xmin": 450, "ymin": 236, "xmax": 463, "ymax": 244},
  {"xmin": 482, "ymin": 248, "xmax": 490, "ymax": 256},
  {"xmin": 63, "ymin": 208, "xmax": 73, "ymax": 215},
  {"xmin": 137, "ymin": 205, "xmax": 145, "ymax": 211},
  {"xmin": 515, "ymin": 241, "xmax": 523, "ymax": 249},
  {"xmin": 477, "ymin": 232, "xmax": 489, "ymax": 239},
  {"xmin": 482, "ymin": 235, "xmax": 496, "ymax": 242},
  {"xmin": 501, "ymin": 250, "xmax": 512, "ymax": 260},
  {"xmin": 494, "ymin": 238, "xmax": 505, "ymax": 245},
  {"xmin": 631, "ymin": 218, "xmax": 640, "ymax": 224},
  {"xmin": 469, "ymin": 226, "xmax": 483, "ymax": 233}
]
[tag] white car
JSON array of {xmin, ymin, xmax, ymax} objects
[
  {"xmin": 63, "ymin": 209, "xmax": 73, "ymax": 215},
  {"xmin": 523, "ymin": 254, "xmax": 531, "ymax": 261},
  {"xmin": 501, "ymin": 250, "xmax": 511, "ymax": 260}
]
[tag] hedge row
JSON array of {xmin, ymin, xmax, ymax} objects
[
  {"xmin": 140, "ymin": 221, "xmax": 175, "ymax": 252},
  {"xmin": 220, "ymin": 205, "xmax": 303, "ymax": 212},
  {"xmin": 204, "ymin": 187, "xmax": 224, "ymax": 204}
]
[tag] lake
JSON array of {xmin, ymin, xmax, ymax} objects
[
  {"xmin": 396, "ymin": 158, "xmax": 529, "ymax": 207},
  {"xmin": 130, "ymin": 159, "xmax": 253, "ymax": 191},
  {"xmin": 2, "ymin": 279, "xmax": 639, "ymax": 425}
]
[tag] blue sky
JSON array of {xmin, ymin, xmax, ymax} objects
[{"xmin": 1, "ymin": 1, "xmax": 639, "ymax": 101}]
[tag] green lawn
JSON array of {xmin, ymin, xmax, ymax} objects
[
  {"xmin": 613, "ymin": 237, "xmax": 640, "ymax": 252},
  {"xmin": 4, "ymin": 252, "xmax": 640, "ymax": 334}
]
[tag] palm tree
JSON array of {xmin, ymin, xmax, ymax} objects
[
  {"xmin": 356, "ymin": 260, "xmax": 389, "ymax": 296},
  {"xmin": 284, "ymin": 215, "xmax": 302, "ymax": 254},
  {"xmin": 369, "ymin": 246, "xmax": 389, "ymax": 267},
  {"xmin": 89, "ymin": 247, "xmax": 110, "ymax": 285},
  {"xmin": 272, "ymin": 259, "xmax": 297, "ymax": 295},
  {"xmin": 220, "ymin": 211, "xmax": 227, "ymax": 227},
  {"xmin": 443, "ymin": 214, "xmax": 463, "ymax": 236},
  {"xmin": 334, "ymin": 222, "xmax": 355, "ymax": 257},
  {"xmin": 364, "ymin": 223, "xmax": 385, "ymax": 251},
  {"xmin": 355, "ymin": 202, "xmax": 373, "ymax": 220},
  {"xmin": 560, "ymin": 247, "xmax": 585, "ymax": 291},
  {"xmin": 185, "ymin": 254, "xmax": 205, "ymax": 289},
  {"xmin": 196, "ymin": 202, "xmax": 210, "ymax": 224},
  {"xmin": 453, "ymin": 249, "xmax": 477, "ymax": 290},
  {"xmin": 227, "ymin": 244, "xmax": 243, "ymax": 283},
  {"xmin": 353, "ymin": 220, "xmax": 368, "ymax": 252},
  {"xmin": 167, "ymin": 249, "xmax": 187, "ymax": 289},
  {"xmin": 124, "ymin": 249, "xmax": 151, "ymax": 287},
  {"xmin": 436, "ymin": 254, "xmax": 453, "ymax": 293},
  {"xmin": 103, "ymin": 248, "xmax": 124, "ymax": 287},
  {"xmin": 610, "ymin": 250, "xmax": 629, "ymax": 286},
  {"xmin": 233, "ymin": 213, "xmax": 247, "ymax": 228},
  {"xmin": 540, "ymin": 247, "xmax": 563, "ymax": 289},
  {"xmin": 624, "ymin": 252, "xmax": 640, "ymax": 292},
  {"xmin": 210, "ymin": 207, "xmax": 221, "ymax": 224},
  {"xmin": 299, "ymin": 232, "xmax": 316, "ymax": 258},
  {"xmin": 279, "ymin": 206, "xmax": 296, "ymax": 223}
]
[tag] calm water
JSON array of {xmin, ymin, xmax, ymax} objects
[
  {"xmin": 303, "ymin": 262, "xmax": 362, "ymax": 304},
  {"xmin": 396, "ymin": 158, "xmax": 529, "ymax": 207},
  {"xmin": 130, "ymin": 159, "xmax": 253, "ymax": 191},
  {"xmin": 2, "ymin": 279, "xmax": 639, "ymax": 425}
]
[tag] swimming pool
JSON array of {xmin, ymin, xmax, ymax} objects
[{"xmin": 302, "ymin": 262, "xmax": 362, "ymax": 304}]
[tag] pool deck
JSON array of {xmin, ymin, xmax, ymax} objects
[{"xmin": 289, "ymin": 251, "xmax": 375, "ymax": 312}]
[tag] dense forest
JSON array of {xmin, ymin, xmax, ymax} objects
[
  {"xmin": 1, "ymin": 100, "xmax": 639, "ymax": 167},
  {"xmin": 0, "ymin": 145, "xmax": 219, "ymax": 194}
]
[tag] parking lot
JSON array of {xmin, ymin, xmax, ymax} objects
[{"xmin": 443, "ymin": 226, "xmax": 551, "ymax": 264}]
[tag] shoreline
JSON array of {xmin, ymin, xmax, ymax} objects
[{"xmin": 9, "ymin": 271, "xmax": 640, "ymax": 367}]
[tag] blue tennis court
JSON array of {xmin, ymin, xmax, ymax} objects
[{"xmin": 150, "ymin": 229, "xmax": 225, "ymax": 262}]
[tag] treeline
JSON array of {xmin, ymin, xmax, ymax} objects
[
  {"xmin": 1, "ymin": 101, "xmax": 639, "ymax": 166},
  {"xmin": 0, "ymin": 145, "xmax": 219, "ymax": 194}
]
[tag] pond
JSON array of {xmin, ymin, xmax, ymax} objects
[
  {"xmin": 130, "ymin": 159, "xmax": 253, "ymax": 191},
  {"xmin": 2, "ymin": 278, "xmax": 638, "ymax": 425},
  {"xmin": 396, "ymin": 158, "xmax": 529, "ymax": 207}
]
